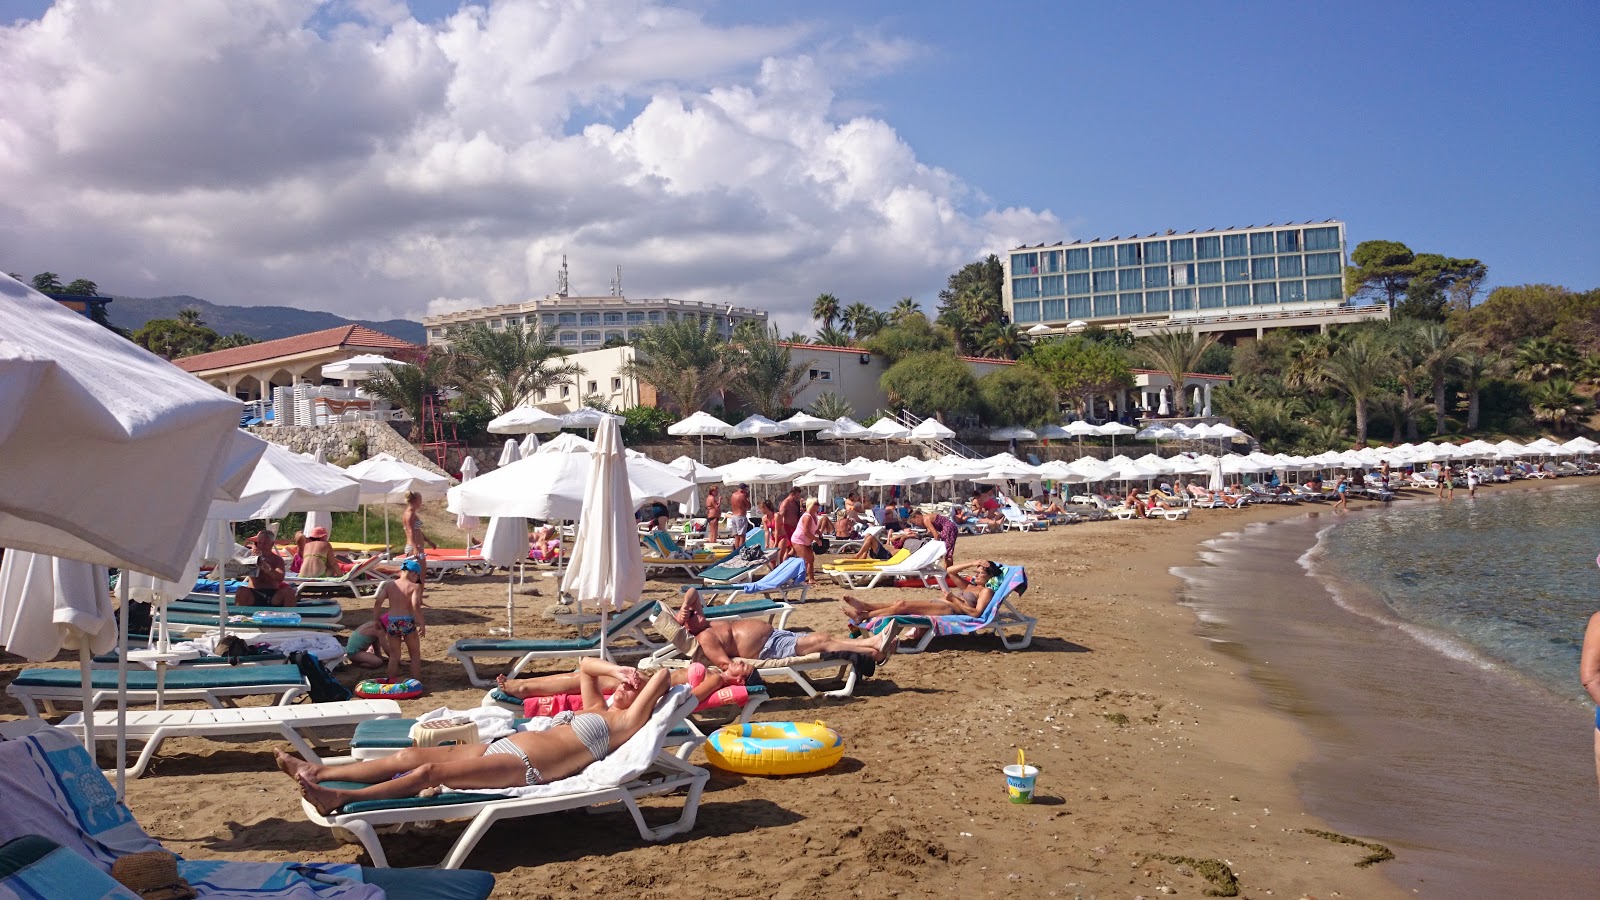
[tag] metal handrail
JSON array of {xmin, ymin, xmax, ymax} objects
[{"xmin": 880, "ymin": 408, "xmax": 980, "ymax": 459}]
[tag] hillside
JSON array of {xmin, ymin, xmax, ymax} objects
[{"xmin": 107, "ymin": 294, "xmax": 425, "ymax": 344}]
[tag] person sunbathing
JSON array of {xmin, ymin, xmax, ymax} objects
[
  {"xmin": 278, "ymin": 656, "xmax": 735, "ymax": 815},
  {"xmin": 838, "ymin": 560, "xmax": 1003, "ymax": 624},
  {"xmin": 494, "ymin": 657, "xmax": 753, "ymax": 698},
  {"xmin": 673, "ymin": 587, "xmax": 896, "ymax": 667}
]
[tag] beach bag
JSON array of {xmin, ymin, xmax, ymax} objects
[
  {"xmin": 810, "ymin": 536, "xmax": 830, "ymax": 554},
  {"xmin": 289, "ymin": 650, "xmax": 351, "ymax": 703},
  {"xmin": 739, "ymin": 544, "xmax": 764, "ymax": 562}
]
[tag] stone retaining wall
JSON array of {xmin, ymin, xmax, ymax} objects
[{"xmin": 246, "ymin": 422, "xmax": 453, "ymax": 477}]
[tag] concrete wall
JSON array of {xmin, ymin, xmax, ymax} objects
[{"xmin": 246, "ymin": 422, "xmax": 453, "ymax": 477}]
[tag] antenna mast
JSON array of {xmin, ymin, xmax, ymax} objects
[
  {"xmin": 556, "ymin": 255, "xmax": 570, "ymax": 297},
  {"xmin": 610, "ymin": 265, "xmax": 623, "ymax": 297}
]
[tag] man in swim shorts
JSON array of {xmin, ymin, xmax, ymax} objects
[{"xmin": 672, "ymin": 586, "xmax": 896, "ymax": 668}]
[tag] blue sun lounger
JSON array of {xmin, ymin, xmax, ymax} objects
[
  {"xmin": 0, "ymin": 726, "xmax": 494, "ymax": 897},
  {"xmin": 696, "ymin": 532, "xmax": 771, "ymax": 585},
  {"xmin": 6, "ymin": 664, "xmax": 309, "ymax": 716},
  {"xmin": 167, "ymin": 596, "xmax": 345, "ymax": 620},
  {"xmin": 859, "ymin": 565, "xmax": 1036, "ymax": 652},
  {"xmin": 699, "ymin": 555, "xmax": 810, "ymax": 604}
]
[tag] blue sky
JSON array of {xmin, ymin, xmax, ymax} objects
[{"xmin": 2, "ymin": 0, "xmax": 1594, "ymax": 324}]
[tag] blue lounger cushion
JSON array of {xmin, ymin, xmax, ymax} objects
[
  {"xmin": 12, "ymin": 664, "xmax": 304, "ymax": 690},
  {"xmin": 169, "ymin": 598, "xmax": 344, "ymax": 618},
  {"xmin": 361, "ymin": 865, "xmax": 495, "ymax": 900},
  {"xmin": 162, "ymin": 611, "xmax": 343, "ymax": 631},
  {"xmin": 93, "ymin": 650, "xmax": 287, "ymax": 666}
]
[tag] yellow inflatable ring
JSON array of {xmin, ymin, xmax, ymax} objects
[{"xmin": 704, "ymin": 721, "xmax": 843, "ymax": 776}]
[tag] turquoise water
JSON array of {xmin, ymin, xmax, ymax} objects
[{"xmin": 1314, "ymin": 482, "xmax": 1598, "ymax": 703}]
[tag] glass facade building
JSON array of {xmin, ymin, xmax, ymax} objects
[{"xmin": 1007, "ymin": 221, "xmax": 1347, "ymax": 326}]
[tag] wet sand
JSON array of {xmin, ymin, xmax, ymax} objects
[{"xmin": 0, "ymin": 500, "xmax": 1409, "ymax": 898}]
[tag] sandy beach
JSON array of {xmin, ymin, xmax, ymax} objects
[{"xmin": 0, "ymin": 500, "xmax": 1411, "ymax": 899}]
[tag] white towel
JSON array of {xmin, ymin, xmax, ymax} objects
[{"xmin": 414, "ymin": 705, "xmax": 517, "ymax": 742}]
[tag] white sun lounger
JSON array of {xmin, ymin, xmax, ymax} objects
[
  {"xmin": 645, "ymin": 607, "xmax": 863, "ymax": 699},
  {"xmin": 5, "ymin": 665, "xmax": 309, "ymax": 717},
  {"xmin": 830, "ymin": 540, "xmax": 946, "ymax": 589},
  {"xmin": 301, "ymin": 688, "xmax": 709, "ymax": 869},
  {"xmin": 59, "ymin": 698, "xmax": 402, "ymax": 778},
  {"xmin": 998, "ymin": 504, "xmax": 1046, "ymax": 531},
  {"xmin": 286, "ymin": 556, "xmax": 389, "ymax": 599}
]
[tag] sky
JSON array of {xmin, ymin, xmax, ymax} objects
[{"xmin": 2, "ymin": 0, "xmax": 1595, "ymax": 335}]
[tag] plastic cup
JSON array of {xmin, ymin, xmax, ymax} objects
[{"xmin": 1003, "ymin": 763, "xmax": 1039, "ymax": 803}]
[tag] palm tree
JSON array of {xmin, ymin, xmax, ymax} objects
[
  {"xmin": 622, "ymin": 317, "xmax": 740, "ymax": 415},
  {"xmin": 1133, "ymin": 328, "xmax": 1218, "ymax": 416},
  {"xmin": 840, "ymin": 302, "xmax": 877, "ymax": 339},
  {"xmin": 177, "ymin": 307, "xmax": 204, "ymax": 326},
  {"xmin": 891, "ymin": 297, "xmax": 922, "ymax": 324},
  {"xmin": 808, "ymin": 391, "xmax": 853, "ymax": 420},
  {"xmin": 814, "ymin": 323, "xmax": 854, "ymax": 347},
  {"xmin": 1529, "ymin": 378, "xmax": 1586, "ymax": 432},
  {"xmin": 28, "ymin": 272, "xmax": 63, "ymax": 293},
  {"xmin": 730, "ymin": 328, "xmax": 815, "ymax": 419},
  {"xmin": 1384, "ymin": 321, "xmax": 1427, "ymax": 441},
  {"xmin": 977, "ymin": 322, "xmax": 1027, "ymax": 360},
  {"xmin": 362, "ymin": 354, "xmax": 449, "ymax": 426},
  {"xmin": 811, "ymin": 293, "xmax": 841, "ymax": 331},
  {"xmin": 1282, "ymin": 333, "xmax": 1333, "ymax": 391},
  {"xmin": 1456, "ymin": 350, "xmax": 1504, "ymax": 432},
  {"xmin": 1215, "ymin": 392, "xmax": 1307, "ymax": 452},
  {"xmin": 213, "ymin": 332, "xmax": 258, "ymax": 349},
  {"xmin": 1514, "ymin": 337, "xmax": 1578, "ymax": 381},
  {"xmin": 1320, "ymin": 333, "xmax": 1390, "ymax": 444},
  {"xmin": 1373, "ymin": 391, "xmax": 1429, "ymax": 443},
  {"xmin": 1415, "ymin": 323, "xmax": 1481, "ymax": 435},
  {"xmin": 442, "ymin": 322, "xmax": 580, "ymax": 414}
]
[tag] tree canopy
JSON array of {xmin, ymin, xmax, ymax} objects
[
  {"xmin": 1344, "ymin": 240, "xmax": 1486, "ymax": 320},
  {"xmin": 977, "ymin": 365, "xmax": 1057, "ymax": 427},
  {"xmin": 130, "ymin": 306, "xmax": 257, "ymax": 358},
  {"xmin": 879, "ymin": 351, "xmax": 979, "ymax": 418},
  {"xmin": 1023, "ymin": 337, "xmax": 1133, "ymax": 416},
  {"xmin": 860, "ymin": 312, "xmax": 953, "ymax": 364},
  {"xmin": 934, "ymin": 254, "xmax": 1009, "ymax": 356},
  {"xmin": 442, "ymin": 322, "xmax": 579, "ymax": 414},
  {"xmin": 623, "ymin": 317, "xmax": 741, "ymax": 415}
]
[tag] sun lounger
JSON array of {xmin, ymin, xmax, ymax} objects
[
  {"xmin": 699, "ymin": 556, "xmax": 810, "ymax": 604},
  {"xmin": 354, "ymin": 710, "xmax": 710, "ymax": 762},
  {"xmin": 998, "ymin": 504, "xmax": 1046, "ymax": 531},
  {"xmin": 860, "ymin": 564, "xmax": 1037, "ymax": 652},
  {"xmin": 446, "ymin": 601, "xmax": 659, "ymax": 687},
  {"xmin": 287, "ymin": 556, "xmax": 389, "ymax": 599},
  {"xmin": 60, "ymin": 699, "xmax": 401, "ymax": 778},
  {"xmin": 1142, "ymin": 502, "xmax": 1189, "ymax": 520},
  {"xmin": 422, "ymin": 548, "xmax": 495, "ymax": 577},
  {"xmin": 644, "ymin": 608, "xmax": 864, "ymax": 698},
  {"xmin": 6, "ymin": 664, "xmax": 309, "ymax": 717},
  {"xmin": 830, "ymin": 540, "xmax": 947, "ymax": 589},
  {"xmin": 159, "ymin": 610, "xmax": 345, "ymax": 632},
  {"xmin": 822, "ymin": 545, "xmax": 912, "ymax": 571},
  {"xmin": 695, "ymin": 532, "xmax": 771, "ymax": 585},
  {"xmin": 640, "ymin": 533, "xmax": 722, "ymax": 576},
  {"xmin": 166, "ymin": 596, "xmax": 344, "ymax": 620},
  {"xmin": 302, "ymin": 686, "xmax": 710, "ymax": 868},
  {"xmin": 0, "ymin": 726, "xmax": 495, "ymax": 897},
  {"xmin": 91, "ymin": 648, "xmax": 287, "ymax": 668}
]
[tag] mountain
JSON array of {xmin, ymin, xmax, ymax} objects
[{"xmin": 107, "ymin": 294, "xmax": 425, "ymax": 344}]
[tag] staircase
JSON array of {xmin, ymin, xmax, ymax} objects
[{"xmin": 879, "ymin": 409, "xmax": 981, "ymax": 460}]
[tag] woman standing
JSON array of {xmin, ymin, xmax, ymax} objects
[
  {"xmin": 704, "ymin": 485, "xmax": 721, "ymax": 545},
  {"xmin": 401, "ymin": 491, "xmax": 437, "ymax": 585},
  {"xmin": 790, "ymin": 498, "xmax": 825, "ymax": 583},
  {"xmin": 1580, "ymin": 595, "xmax": 1600, "ymax": 798}
]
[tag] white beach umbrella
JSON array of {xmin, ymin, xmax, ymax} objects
[
  {"xmin": 1063, "ymin": 420, "xmax": 1100, "ymax": 437},
  {"xmin": 1095, "ymin": 421, "xmax": 1136, "ymax": 454},
  {"xmin": 450, "ymin": 446, "xmax": 694, "ymax": 523},
  {"xmin": 456, "ymin": 456, "xmax": 481, "ymax": 531},
  {"xmin": 1493, "ymin": 439, "xmax": 1526, "ymax": 458},
  {"xmin": 989, "ymin": 426, "xmax": 1038, "ymax": 441},
  {"xmin": 909, "ymin": 418, "xmax": 957, "ymax": 441},
  {"xmin": 539, "ymin": 432, "xmax": 595, "ymax": 454},
  {"xmin": 668, "ymin": 411, "xmax": 733, "ymax": 461},
  {"xmin": 1167, "ymin": 455, "xmax": 1209, "ymax": 476},
  {"xmin": 210, "ymin": 442, "xmax": 362, "ymax": 521},
  {"xmin": 728, "ymin": 415, "xmax": 791, "ymax": 455},
  {"xmin": 1563, "ymin": 436, "xmax": 1599, "ymax": 453},
  {"xmin": 818, "ymin": 416, "xmax": 873, "ymax": 457},
  {"xmin": 714, "ymin": 457, "xmax": 796, "ymax": 486},
  {"xmin": 560, "ymin": 407, "xmax": 612, "ymax": 429},
  {"xmin": 794, "ymin": 462, "xmax": 871, "ymax": 488},
  {"xmin": 345, "ymin": 453, "xmax": 452, "ymax": 547},
  {"xmin": 781, "ymin": 412, "xmax": 834, "ymax": 454},
  {"xmin": 1209, "ymin": 457, "xmax": 1226, "ymax": 491},
  {"xmin": 319, "ymin": 353, "xmax": 408, "ymax": 381},
  {"xmin": 867, "ymin": 417, "xmax": 912, "ymax": 454},
  {"xmin": 561, "ymin": 416, "xmax": 646, "ymax": 658},
  {"xmin": 863, "ymin": 461, "xmax": 932, "ymax": 488},
  {"xmin": 1157, "ymin": 387, "xmax": 1170, "ymax": 416},
  {"xmin": 303, "ymin": 448, "xmax": 335, "ymax": 538},
  {"xmin": 669, "ymin": 456, "xmax": 724, "ymax": 485},
  {"xmin": 1137, "ymin": 424, "xmax": 1180, "ymax": 441},
  {"xmin": 488, "ymin": 405, "xmax": 564, "ymax": 435},
  {"xmin": 0, "ymin": 553, "xmax": 117, "ymax": 751},
  {"xmin": 480, "ymin": 441, "xmax": 529, "ymax": 636},
  {"xmin": 1034, "ymin": 423, "xmax": 1071, "ymax": 441},
  {"xmin": 1134, "ymin": 453, "xmax": 1174, "ymax": 475}
]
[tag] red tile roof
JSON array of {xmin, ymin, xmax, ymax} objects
[{"xmin": 172, "ymin": 325, "xmax": 419, "ymax": 373}]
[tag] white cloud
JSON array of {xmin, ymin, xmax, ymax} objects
[{"xmin": 0, "ymin": 0, "xmax": 1059, "ymax": 332}]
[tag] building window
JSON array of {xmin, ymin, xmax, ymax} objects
[
  {"xmin": 1092, "ymin": 295, "xmax": 1116, "ymax": 317},
  {"xmin": 579, "ymin": 312, "xmax": 600, "ymax": 326},
  {"xmin": 808, "ymin": 368, "xmax": 833, "ymax": 382},
  {"xmin": 1198, "ymin": 286, "xmax": 1225, "ymax": 309},
  {"xmin": 1042, "ymin": 298, "xmax": 1066, "ymax": 321},
  {"xmin": 1196, "ymin": 236, "xmax": 1222, "ymax": 260},
  {"xmin": 560, "ymin": 385, "xmax": 570, "ymax": 398},
  {"xmin": 559, "ymin": 331, "xmax": 578, "ymax": 346},
  {"xmin": 1196, "ymin": 261, "xmax": 1222, "ymax": 284},
  {"xmin": 1304, "ymin": 226, "xmax": 1340, "ymax": 251},
  {"xmin": 1065, "ymin": 247, "xmax": 1090, "ymax": 271},
  {"xmin": 537, "ymin": 389, "xmax": 547, "ymax": 400},
  {"xmin": 1277, "ymin": 229, "xmax": 1301, "ymax": 252},
  {"xmin": 581, "ymin": 330, "xmax": 602, "ymax": 345},
  {"xmin": 1306, "ymin": 277, "xmax": 1343, "ymax": 301},
  {"xmin": 626, "ymin": 311, "xmax": 645, "ymax": 324},
  {"xmin": 1252, "ymin": 282, "xmax": 1278, "ymax": 305},
  {"xmin": 1222, "ymin": 233, "xmax": 1250, "ymax": 257},
  {"xmin": 558, "ymin": 312, "xmax": 577, "ymax": 326},
  {"xmin": 1041, "ymin": 250, "xmax": 1063, "ymax": 273},
  {"xmin": 1068, "ymin": 297, "xmax": 1092, "ymax": 318},
  {"xmin": 1091, "ymin": 245, "xmax": 1116, "ymax": 269},
  {"xmin": 1118, "ymin": 268, "xmax": 1142, "ymax": 290},
  {"xmin": 1092, "ymin": 271, "xmax": 1117, "ymax": 293},
  {"xmin": 1224, "ymin": 259, "xmax": 1251, "ymax": 282},
  {"xmin": 542, "ymin": 313, "xmax": 557, "ymax": 326},
  {"xmin": 1011, "ymin": 252, "xmax": 1039, "ymax": 275},
  {"xmin": 1169, "ymin": 238, "xmax": 1195, "ymax": 262},
  {"xmin": 1144, "ymin": 266, "xmax": 1169, "ymax": 288},
  {"xmin": 1278, "ymin": 254, "xmax": 1303, "ymax": 277},
  {"xmin": 506, "ymin": 316, "xmax": 521, "ymax": 326},
  {"xmin": 603, "ymin": 311, "xmax": 624, "ymax": 325},
  {"xmin": 1280, "ymin": 281, "xmax": 1306, "ymax": 303},
  {"xmin": 1251, "ymin": 258, "xmax": 1276, "ymax": 280},
  {"xmin": 587, "ymin": 380, "xmax": 598, "ymax": 393},
  {"xmin": 490, "ymin": 318, "xmax": 503, "ymax": 328},
  {"xmin": 1119, "ymin": 293, "xmax": 1143, "ymax": 314},
  {"xmin": 1013, "ymin": 301, "xmax": 1041, "ymax": 323},
  {"xmin": 1170, "ymin": 263, "xmax": 1195, "ymax": 286},
  {"xmin": 1171, "ymin": 288, "xmax": 1195, "ymax": 310},
  {"xmin": 429, "ymin": 328, "xmax": 443, "ymax": 339},
  {"xmin": 1225, "ymin": 284, "xmax": 1251, "ymax": 306},
  {"xmin": 1305, "ymin": 252, "xmax": 1341, "ymax": 276},
  {"xmin": 605, "ymin": 330, "xmax": 625, "ymax": 344},
  {"xmin": 647, "ymin": 311, "xmax": 663, "ymax": 322},
  {"xmin": 1012, "ymin": 277, "xmax": 1041, "ymax": 299},
  {"xmin": 1142, "ymin": 240, "xmax": 1169, "ymax": 264},
  {"xmin": 611, "ymin": 377, "xmax": 623, "ymax": 391},
  {"xmin": 1249, "ymin": 232, "xmax": 1276, "ymax": 255},
  {"xmin": 1145, "ymin": 290, "xmax": 1170, "ymax": 312},
  {"xmin": 1116, "ymin": 243, "xmax": 1142, "ymax": 267},
  {"xmin": 1066, "ymin": 273, "xmax": 1091, "ymax": 295},
  {"xmin": 627, "ymin": 329, "xmax": 641, "ymax": 339},
  {"xmin": 1040, "ymin": 274, "xmax": 1064, "ymax": 296}
]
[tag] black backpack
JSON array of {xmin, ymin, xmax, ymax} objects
[{"xmin": 288, "ymin": 650, "xmax": 351, "ymax": 703}]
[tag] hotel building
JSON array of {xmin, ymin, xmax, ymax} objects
[{"xmin": 423, "ymin": 294, "xmax": 768, "ymax": 350}]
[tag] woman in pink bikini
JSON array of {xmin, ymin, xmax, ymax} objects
[{"xmin": 790, "ymin": 498, "xmax": 825, "ymax": 583}]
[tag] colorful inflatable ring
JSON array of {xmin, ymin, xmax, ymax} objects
[
  {"xmin": 354, "ymin": 678, "xmax": 424, "ymax": 700},
  {"xmin": 704, "ymin": 721, "xmax": 843, "ymax": 776}
]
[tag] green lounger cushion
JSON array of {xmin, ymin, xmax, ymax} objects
[
  {"xmin": 350, "ymin": 717, "xmax": 700, "ymax": 750},
  {"xmin": 163, "ymin": 612, "xmax": 343, "ymax": 632},
  {"xmin": 169, "ymin": 599, "xmax": 344, "ymax": 618},
  {"xmin": 13, "ymin": 664, "xmax": 304, "ymax": 690},
  {"xmin": 320, "ymin": 780, "xmax": 491, "ymax": 813},
  {"xmin": 93, "ymin": 651, "xmax": 286, "ymax": 666},
  {"xmin": 704, "ymin": 599, "xmax": 783, "ymax": 617},
  {"xmin": 360, "ymin": 866, "xmax": 494, "ymax": 900},
  {"xmin": 452, "ymin": 637, "xmax": 596, "ymax": 653}
]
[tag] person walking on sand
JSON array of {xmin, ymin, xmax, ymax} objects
[
  {"xmin": 1438, "ymin": 465, "xmax": 1454, "ymax": 501},
  {"xmin": 729, "ymin": 483, "xmax": 751, "ymax": 540},
  {"xmin": 401, "ymin": 491, "xmax": 437, "ymax": 585},
  {"xmin": 1332, "ymin": 476, "xmax": 1349, "ymax": 513},
  {"xmin": 1466, "ymin": 467, "xmax": 1480, "ymax": 499},
  {"xmin": 1580, "ymin": 582, "xmax": 1600, "ymax": 798},
  {"xmin": 790, "ymin": 498, "xmax": 825, "ymax": 583},
  {"xmin": 703, "ymin": 484, "xmax": 721, "ymax": 545},
  {"xmin": 775, "ymin": 486, "xmax": 803, "ymax": 563},
  {"xmin": 373, "ymin": 559, "xmax": 427, "ymax": 683}
]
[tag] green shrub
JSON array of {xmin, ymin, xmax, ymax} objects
[{"xmin": 621, "ymin": 406, "xmax": 677, "ymax": 443}]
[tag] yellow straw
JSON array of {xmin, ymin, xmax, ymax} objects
[{"xmin": 1017, "ymin": 749, "xmax": 1025, "ymax": 768}]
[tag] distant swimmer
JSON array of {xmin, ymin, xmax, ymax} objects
[{"xmin": 1581, "ymin": 554, "xmax": 1600, "ymax": 799}]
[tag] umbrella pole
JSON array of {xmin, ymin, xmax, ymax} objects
[
  {"xmin": 598, "ymin": 607, "xmax": 610, "ymax": 661},
  {"xmin": 505, "ymin": 572, "xmax": 515, "ymax": 638},
  {"xmin": 115, "ymin": 573, "xmax": 129, "ymax": 798},
  {"xmin": 78, "ymin": 644, "xmax": 95, "ymax": 755}
]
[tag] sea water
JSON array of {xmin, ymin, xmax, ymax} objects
[{"xmin": 1175, "ymin": 482, "xmax": 1600, "ymax": 898}]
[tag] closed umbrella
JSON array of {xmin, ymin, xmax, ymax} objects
[
  {"xmin": 303, "ymin": 448, "xmax": 335, "ymax": 539},
  {"xmin": 498, "ymin": 439, "xmax": 521, "ymax": 466},
  {"xmin": 729, "ymin": 415, "xmax": 791, "ymax": 456},
  {"xmin": 456, "ymin": 456, "xmax": 481, "ymax": 531},
  {"xmin": 520, "ymin": 432, "xmax": 541, "ymax": 456},
  {"xmin": 781, "ymin": 412, "xmax": 833, "ymax": 454},
  {"xmin": 0, "ymin": 553, "xmax": 115, "ymax": 750},
  {"xmin": 667, "ymin": 411, "xmax": 732, "ymax": 462},
  {"xmin": 488, "ymin": 406, "xmax": 564, "ymax": 435},
  {"xmin": 481, "ymin": 443, "xmax": 529, "ymax": 636},
  {"xmin": 561, "ymin": 415, "xmax": 646, "ymax": 660}
]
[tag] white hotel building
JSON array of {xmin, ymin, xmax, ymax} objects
[{"xmin": 423, "ymin": 294, "xmax": 768, "ymax": 351}]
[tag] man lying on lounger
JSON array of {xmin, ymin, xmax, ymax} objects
[
  {"xmin": 671, "ymin": 587, "xmax": 897, "ymax": 669},
  {"xmin": 838, "ymin": 559, "xmax": 1003, "ymax": 625},
  {"xmin": 277, "ymin": 657, "xmax": 735, "ymax": 814},
  {"xmin": 493, "ymin": 657, "xmax": 753, "ymax": 699}
]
